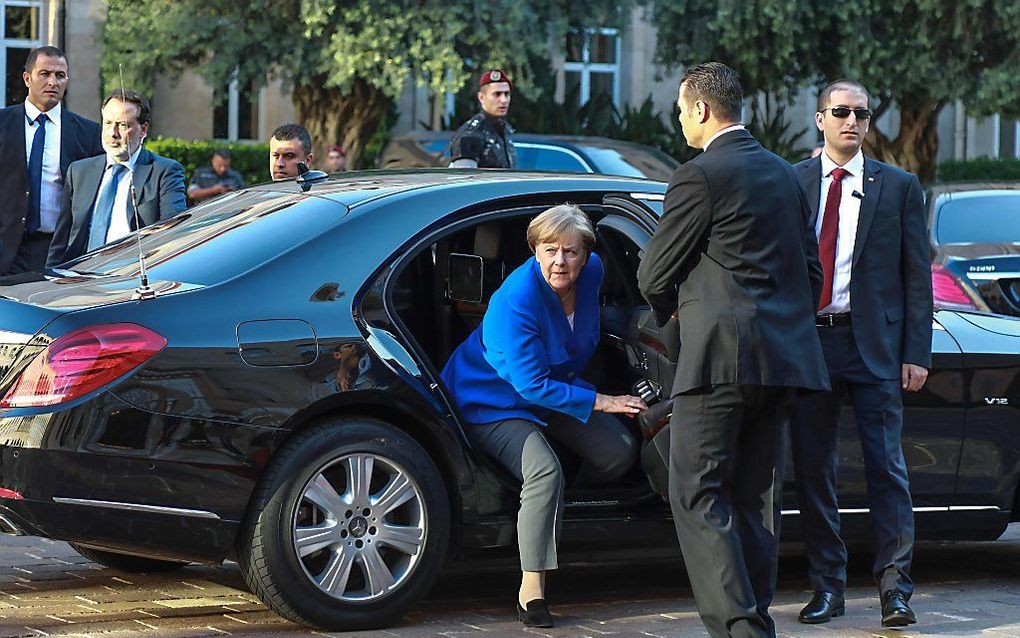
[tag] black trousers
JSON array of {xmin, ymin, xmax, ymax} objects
[
  {"xmin": 5, "ymin": 231, "xmax": 53, "ymax": 275},
  {"xmin": 669, "ymin": 384, "xmax": 795, "ymax": 638},
  {"xmin": 790, "ymin": 323, "xmax": 914, "ymax": 599}
]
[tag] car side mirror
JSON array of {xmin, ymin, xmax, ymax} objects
[{"xmin": 447, "ymin": 253, "xmax": 484, "ymax": 303}]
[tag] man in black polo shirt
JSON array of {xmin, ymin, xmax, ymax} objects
[{"xmin": 188, "ymin": 148, "xmax": 245, "ymax": 202}]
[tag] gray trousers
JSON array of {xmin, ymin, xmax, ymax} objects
[
  {"xmin": 470, "ymin": 411, "xmax": 638, "ymax": 571},
  {"xmin": 669, "ymin": 384, "xmax": 795, "ymax": 638}
]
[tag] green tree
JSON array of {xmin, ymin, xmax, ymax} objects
[
  {"xmin": 648, "ymin": 0, "xmax": 1020, "ymax": 182},
  {"xmin": 102, "ymin": 0, "xmax": 633, "ymax": 168}
]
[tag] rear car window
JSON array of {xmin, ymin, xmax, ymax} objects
[
  {"xmin": 578, "ymin": 144, "xmax": 678, "ymax": 181},
  {"xmin": 936, "ymin": 192, "xmax": 1020, "ymax": 244},
  {"xmin": 516, "ymin": 145, "xmax": 590, "ymax": 173},
  {"xmin": 56, "ymin": 190, "xmax": 347, "ymax": 286}
]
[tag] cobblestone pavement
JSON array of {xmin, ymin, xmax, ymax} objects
[{"xmin": 0, "ymin": 525, "xmax": 1018, "ymax": 638}]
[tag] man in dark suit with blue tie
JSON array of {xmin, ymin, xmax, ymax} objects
[
  {"xmin": 0, "ymin": 46, "xmax": 102, "ymax": 275},
  {"xmin": 790, "ymin": 79, "xmax": 933, "ymax": 628},
  {"xmin": 47, "ymin": 89, "xmax": 186, "ymax": 267}
]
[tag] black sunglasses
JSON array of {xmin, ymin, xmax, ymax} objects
[{"xmin": 823, "ymin": 106, "xmax": 872, "ymax": 120}]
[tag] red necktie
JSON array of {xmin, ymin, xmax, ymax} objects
[{"xmin": 817, "ymin": 167, "xmax": 849, "ymax": 311}]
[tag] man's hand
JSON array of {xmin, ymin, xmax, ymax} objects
[{"xmin": 902, "ymin": 363, "xmax": 928, "ymax": 392}]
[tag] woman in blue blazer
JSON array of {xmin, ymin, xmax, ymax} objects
[{"xmin": 441, "ymin": 205, "xmax": 644, "ymax": 627}]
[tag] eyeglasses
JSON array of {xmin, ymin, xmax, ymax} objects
[{"xmin": 823, "ymin": 106, "xmax": 872, "ymax": 120}]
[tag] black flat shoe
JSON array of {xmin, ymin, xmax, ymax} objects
[
  {"xmin": 798, "ymin": 591, "xmax": 845, "ymax": 624},
  {"xmin": 881, "ymin": 591, "xmax": 916, "ymax": 627},
  {"xmin": 517, "ymin": 598, "xmax": 553, "ymax": 627}
]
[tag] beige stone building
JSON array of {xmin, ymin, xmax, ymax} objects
[{"xmin": 5, "ymin": 0, "xmax": 1009, "ymax": 163}]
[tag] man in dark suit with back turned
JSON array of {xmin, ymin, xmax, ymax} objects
[
  {"xmin": 637, "ymin": 62, "xmax": 829, "ymax": 638},
  {"xmin": 0, "ymin": 46, "xmax": 102, "ymax": 275},
  {"xmin": 47, "ymin": 90, "xmax": 186, "ymax": 267},
  {"xmin": 790, "ymin": 79, "xmax": 932, "ymax": 628}
]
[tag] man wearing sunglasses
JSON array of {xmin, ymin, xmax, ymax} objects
[{"xmin": 789, "ymin": 79, "xmax": 932, "ymax": 628}]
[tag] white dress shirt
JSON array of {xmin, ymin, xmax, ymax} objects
[
  {"xmin": 816, "ymin": 150, "xmax": 865, "ymax": 313},
  {"xmin": 23, "ymin": 100, "xmax": 63, "ymax": 233},
  {"xmin": 99, "ymin": 146, "xmax": 143, "ymax": 245},
  {"xmin": 703, "ymin": 124, "xmax": 745, "ymax": 151}
]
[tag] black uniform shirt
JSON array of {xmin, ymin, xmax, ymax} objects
[{"xmin": 449, "ymin": 112, "xmax": 517, "ymax": 169}]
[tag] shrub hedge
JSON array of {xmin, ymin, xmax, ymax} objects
[
  {"xmin": 146, "ymin": 137, "xmax": 270, "ymax": 187},
  {"xmin": 938, "ymin": 157, "xmax": 1020, "ymax": 182}
]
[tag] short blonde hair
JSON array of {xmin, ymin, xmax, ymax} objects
[{"xmin": 526, "ymin": 204, "xmax": 596, "ymax": 254}]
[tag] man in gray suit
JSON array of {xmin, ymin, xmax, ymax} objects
[{"xmin": 47, "ymin": 90, "xmax": 186, "ymax": 267}]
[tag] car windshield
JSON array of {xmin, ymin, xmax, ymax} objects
[
  {"xmin": 578, "ymin": 143, "xmax": 678, "ymax": 181},
  {"xmin": 936, "ymin": 192, "xmax": 1020, "ymax": 244},
  {"xmin": 55, "ymin": 189, "xmax": 347, "ymax": 286}
]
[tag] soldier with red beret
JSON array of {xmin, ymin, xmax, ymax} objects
[{"xmin": 449, "ymin": 69, "xmax": 517, "ymax": 169}]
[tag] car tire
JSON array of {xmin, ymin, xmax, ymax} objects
[
  {"xmin": 69, "ymin": 543, "xmax": 188, "ymax": 572},
  {"xmin": 238, "ymin": 417, "xmax": 450, "ymax": 631}
]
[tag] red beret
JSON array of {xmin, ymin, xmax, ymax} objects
[{"xmin": 479, "ymin": 69, "xmax": 513, "ymax": 91}]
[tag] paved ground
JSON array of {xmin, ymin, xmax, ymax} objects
[{"xmin": 0, "ymin": 525, "xmax": 1018, "ymax": 638}]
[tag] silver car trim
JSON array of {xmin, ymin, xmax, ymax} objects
[
  {"xmin": 780, "ymin": 505, "xmax": 1000, "ymax": 516},
  {"xmin": 52, "ymin": 497, "xmax": 221, "ymax": 519},
  {"xmin": 629, "ymin": 193, "xmax": 665, "ymax": 201},
  {"xmin": 967, "ymin": 271, "xmax": 1020, "ymax": 281}
]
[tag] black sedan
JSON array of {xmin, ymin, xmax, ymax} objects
[
  {"xmin": 377, "ymin": 130, "xmax": 679, "ymax": 180},
  {"xmin": 928, "ymin": 182, "xmax": 1020, "ymax": 315},
  {"xmin": 0, "ymin": 171, "xmax": 1019, "ymax": 631}
]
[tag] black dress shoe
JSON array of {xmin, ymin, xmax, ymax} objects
[
  {"xmin": 517, "ymin": 598, "xmax": 553, "ymax": 627},
  {"xmin": 881, "ymin": 591, "xmax": 916, "ymax": 627},
  {"xmin": 798, "ymin": 591, "xmax": 845, "ymax": 624}
]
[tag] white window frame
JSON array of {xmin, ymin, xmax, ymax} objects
[
  {"xmin": 1, "ymin": 0, "xmax": 44, "ymax": 106},
  {"xmin": 217, "ymin": 71, "xmax": 262, "ymax": 140},
  {"xmin": 563, "ymin": 27, "xmax": 621, "ymax": 107}
]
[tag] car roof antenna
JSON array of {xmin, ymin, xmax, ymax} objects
[
  {"xmin": 115, "ymin": 64, "xmax": 156, "ymax": 301},
  {"xmin": 295, "ymin": 161, "xmax": 329, "ymax": 192}
]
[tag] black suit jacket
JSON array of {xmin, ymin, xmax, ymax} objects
[
  {"xmin": 795, "ymin": 155, "xmax": 933, "ymax": 378},
  {"xmin": 638, "ymin": 129, "xmax": 829, "ymax": 394},
  {"xmin": 46, "ymin": 147, "xmax": 187, "ymax": 267},
  {"xmin": 0, "ymin": 103, "xmax": 102, "ymax": 273}
]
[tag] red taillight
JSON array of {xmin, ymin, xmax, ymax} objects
[
  {"xmin": 0, "ymin": 324, "xmax": 166, "ymax": 409},
  {"xmin": 0, "ymin": 488, "xmax": 23, "ymax": 500},
  {"xmin": 931, "ymin": 264, "xmax": 979, "ymax": 311}
]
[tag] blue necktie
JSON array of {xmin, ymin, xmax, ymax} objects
[
  {"xmin": 26, "ymin": 113, "xmax": 48, "ymax": 234},
  {"xmin": 88, "ymin": 164, "xmax": 127, "ymax": 251}
]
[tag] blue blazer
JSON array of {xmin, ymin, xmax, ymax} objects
[{"xmin": 441, "ymin": 253, "xmax": 603, "ymax": 426}]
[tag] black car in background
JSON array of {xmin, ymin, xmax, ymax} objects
[
  {"xmin": 928, "ymin": 183, "xmax": 1020, "ymax": 315},
  {"xmin": 377, "ymin": 131, "xmax": 679, "ymax": 181},
  {"xmin": 1, "ymin": 171, "xmax": 1019, "ymax": 631}
]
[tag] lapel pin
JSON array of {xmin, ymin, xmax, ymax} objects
[{"xmin": 867, "ymin": 176, "xmax": 875, "ymax": 182}]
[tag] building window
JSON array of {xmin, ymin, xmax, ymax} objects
[
  {"xmin": 1, "ymin": 0, "xmax": 43, "ymax": 107},
  {"xmin": 213, "ymin": 75, "xmax": 260, "ymax": 140},
  {"xmin": 997, "ymin": 116, "xmax": 1019, "ymax": 159},
  {"xmin": 563, "ymin": 27, "xmax": 620, "ymax": 110}
]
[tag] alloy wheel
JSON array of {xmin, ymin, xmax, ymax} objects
[{"xmin": 291, "ymin": 453, "xmax": 427, "ymax": 602}]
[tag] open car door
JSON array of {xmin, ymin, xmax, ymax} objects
[{"xmin": 598, "ymin": 193, "xmax": 677, "ymax": 497}]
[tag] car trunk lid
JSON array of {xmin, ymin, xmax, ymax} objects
[{"xmin": 941, "ymin": 246, "xmax": 1020, "ymax": 316}]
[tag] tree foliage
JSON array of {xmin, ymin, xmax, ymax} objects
[
  {"xmin": 648, "ymin": 0, "xmax": 1020, "ymax": 181},
  {"xmin": 102, "ymin": 0, "xmax": 635, "ymax": 167}
]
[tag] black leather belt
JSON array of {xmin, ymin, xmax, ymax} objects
[{"xmin": 816, "ymin": 313, "xmax": 851, "ymax": 327}]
